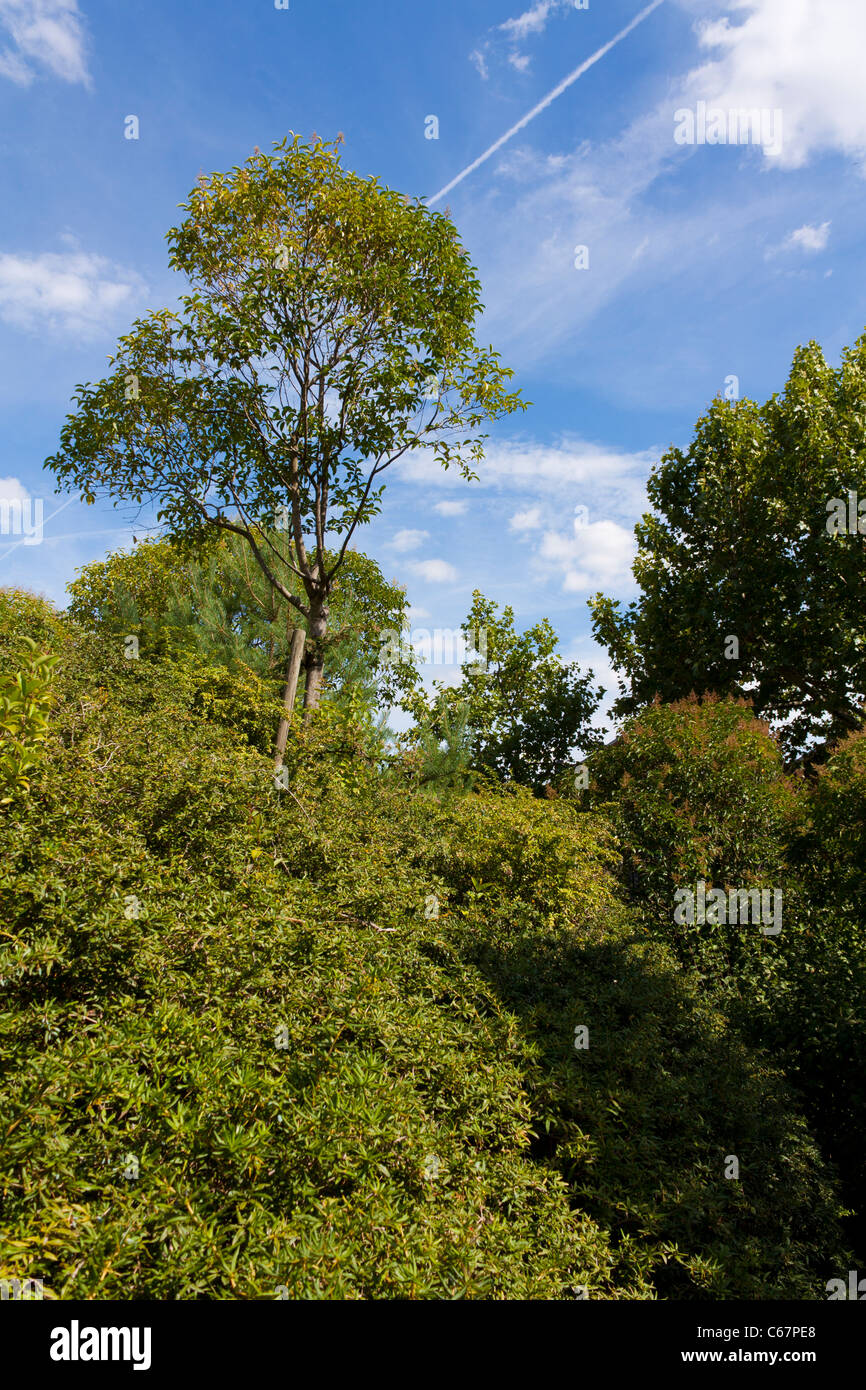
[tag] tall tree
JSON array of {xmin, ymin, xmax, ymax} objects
[
  {"xmin": 45, "ymin": 133, "xmax": 525, "ymax": 739},
  {"xmin": 590, "ymin": 333, "xmax": 866, "ymax": 765}
]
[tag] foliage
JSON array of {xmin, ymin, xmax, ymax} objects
[
  {"xmin": 412, "ymin": 695, "xmax": 477, "ymax": 797},
  {"xmin": 578, "ymin": 694, "xmax": 866, "ymax": 1261},
  {"xmin": 0, "ymin": 593, "xmax": 848, "ymax": 1298},
  {"xmin": 0, "ymin": 637, "xmax": 60, "ymax": 808},
  {"xmin": 45, "ymin": 134, "xmax": 526, "ymax": 714},
  {"xmin": 769, "ymin": 728, "xmax": 866, "ymax": 1254},
  {"xmin": 590, "ymin": 333, "xmax": 866, "ymax": 763},
  {"xmin": 0, "ymin": 586, "xmax": 65, "ymax": 660},
  {"xmin": 794, "ymin": 725, "xmax": 866, "ymax": 916},
  {"xmin": 579, "ymin": 695, "xmax": 799, "ymax": 994},
  {"xmin": 65, "ymin": 533, "xmax": 418, "ymax": 714},
  {"xmin": 0, "ymin": 589, "xmax": 65, "ymax": 809},
  {"xmin": 407, "ymin": 590, "xmax": 603, "ymax": 793}
]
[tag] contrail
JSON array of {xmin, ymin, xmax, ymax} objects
[
  {"xmin": 0, "ymin": 492, "xmax": 77, "ymax": 564},
  {"xmin": 427, "ymin": 0, "xmax": 665, "ymax": 206}
]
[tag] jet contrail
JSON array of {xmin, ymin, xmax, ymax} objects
[{"xmin": 427, "ymin": 0, "xmax": 665, "ymax": 206}]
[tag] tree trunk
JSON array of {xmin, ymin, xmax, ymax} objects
[
  {"xmin": 273, "ymin": 625, "xmax": 307, "ymax": 770},
  {"xmin": 302, "ymin": 603, "xmax": 328, "ymax": 723}
]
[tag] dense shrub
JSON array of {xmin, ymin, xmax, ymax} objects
[
  {"xmin": 460, "ymin": 920, "xmax": 844, "ymax": 1299},
  {"xmin": 795, "ymin": 726, "xmax": 866, "ymax": 916},
  {"xmin": 766, "ymin": 730, "xmax": 866, "ymax": 1255},
  {"xmin": 0, "ymin": 596, "xmax": 850, "ymax": 1298},
  {"xmin": 580, "ymin": 693, "xmax": 866, "ymax": 1260},
  {"xmin": 581, "ymin": 695, "xmax": 799, "ymax": 996}
]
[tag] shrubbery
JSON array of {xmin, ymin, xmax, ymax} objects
[
  {"xmin": 581, "ymin": 694, "xmax": 798, "ymax": 995},
  {"xmin": 0, "ymin": 594, "xmax": 851, "ymax": 1298},
  {"xmin": 582, "ymin": 693, "xmax": 866, "ymax": 1260}
]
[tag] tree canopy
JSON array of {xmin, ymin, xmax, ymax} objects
[
  {"xmin": 406, "ymin": 590, "xmax": 603, "ymax": 793},
  {"xmin": 66, "ymin": 532, "xmax": 418, "ymax": 717},
  {"xmin": 45, "ymin": 133, "xmax": 526, "ymax": 723},
  {"xmin": 590, "ymin": 332, "xmax": 866, "ymax": 764}
]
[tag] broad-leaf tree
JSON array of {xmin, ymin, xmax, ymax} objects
[
  {"xmin": 45, "ymin": 133, "xmax": 526, "ymax": 744},
  {"xmin": 590, "ymin": 333, "xmax": 866, "ymax": 765},
  {"xmin": 407, "ymin": 590, "xmax": 603, "ymax": 792}
]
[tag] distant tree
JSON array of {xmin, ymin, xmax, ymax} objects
[
  {"xmin": 406, "ymin": 590, "xmax": 603, "ymax": 793},
  {"xmin": 45, "ymin": 133, "xmax": 526, "ymax": 747},
  {"xmin": 590, "ymin": 333, "xmax": 866, "ymax": 764}
]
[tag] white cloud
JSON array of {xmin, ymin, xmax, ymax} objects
[
  {"xmin": 539, "ymin": 519, "xmax": 637, "ymax": 593},
  {"xmin": 0, "ymin": 0, "xmax": 90, "ymax": 87},
  {"xmin": 679, "ymin": 0, "xmax": 866, "ymax": 172},
  {"xmin": 402, "ymin": 438, "xmax": 655, "ymax": 523},
  {"xmin": 470, "ymin": 0, "xmax": 582, "ymax": 88},
  {"xmin": 0, "ymin": 250, "xmax": 146, "ymax": 335},
  {"xmin": 0, "ymin": 475, "xmax": 30, "ymax": 503},
  {"xmin": 432, "ymin": 499, "xmax": 467, "ymax": 517},
  {"xmin": 389, "ymin": 527, "xmax": 429, "ymax": 552},
  {"xmin": 409, "ymin": 558, "xmax": 459, "ymax": 584},
  {"xmin": 441, "ymin": 1, "xmax": 866, "ymax": 379},
  {"xmin": 509, "ymin": 505, "xmax": 543, "ymax": 531},
  {"xmin": 784, "ymin": 220, "xmax": 831, "ymax": 252},
  {"xmin": 499, "ymin": 1, "xmax": 560, "ymax": 41},
  {"xmin": 399, "ymin": 438, "xmax": 650, "ymax": 599}
]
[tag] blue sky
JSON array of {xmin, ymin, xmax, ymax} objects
[{"xmin": 1, "ymin": 0, "xmax": 864, "ymax": 725}]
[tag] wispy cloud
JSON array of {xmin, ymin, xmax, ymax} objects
[
  {"xmin": 499, "ymin": 0, "xmax": 570, "ymax": 42},
  {"xmin": 402, "ymin": 438, "xmax": 656, "ymax": 519},
  {"xmin": 509, "ymin": 505, "xmax": 543, "ymax": 531},
  {"xmin": 469, "ymin": 47, "xmax": 488, "ymax": 80},
  {"xmin": 389, "ymin": 527, "xmax": 430, "ymax": 552},
  {"xmin": 0, "ymin": 249, "xmax": 146, "ymax": 335},
  {"xmin": 783, "ymin": 221, "xmax": 831, "ymax": 253},
  {"xmin": 0, "ymin": 0, "xmax": 90, "ymax": 87}
]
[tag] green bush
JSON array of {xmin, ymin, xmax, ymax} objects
[
  {"xmin": 764, "ymin": 730, "xmax": 866, "ymax": 1256},
  {"xmin": 459, "ymin": 919, "xmax": 844, "ymax": 1299},
  {"xmin": 579, "ymin": 693, "xmax": 866, "ymax": 1261},
  {"xmin": 582, "ymin": 695, "xmax": 799, "ymax": 995},
  {"xmin": 0, "ymin": 589, "xmax": 64, "ymax": 808},
  {"xmin": 0, "ymin": 596, "xmax": 849, "ymax": 1298}
]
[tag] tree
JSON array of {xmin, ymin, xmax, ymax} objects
[
  {"xmin": 406, "ymin": 590, "xmax": 603, "ymax": 793},
  {"xmin": 45, "ymin": 133, "xmax": 526, "ymax": 741},
  {"xmin": 65, "ymin": 533, "xmax": 419, "ymax": 728},
  {"xmin": 590, "ymin": 333, "xmax": 866, "ymax": 765}
]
